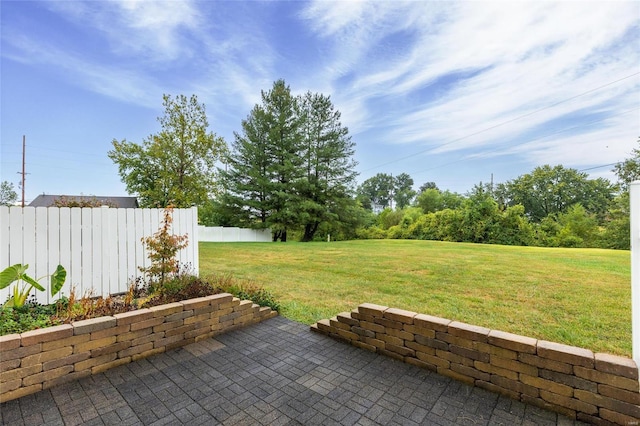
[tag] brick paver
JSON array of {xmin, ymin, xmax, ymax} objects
[{"xmin": 0, "ymin": 316, "xmax": 587, "ymax": 425}]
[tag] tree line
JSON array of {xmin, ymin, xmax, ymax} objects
[
  {"xmin": 102, "ymin": 82, "xmax": 638, "ymax": 248},
  {"xmin": 356, "ymin": 160, "xmax": 637, "ymax": 250}
]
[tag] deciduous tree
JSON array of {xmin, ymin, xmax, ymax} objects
[
  {"xmin": 0, "ymin": 181, "xmax": 18, "ymax": 206},
  {"xmin": 108, "ymin": 94, "xmax": 227, "ymax": 208},
  {"xmin": 500, "ymin": 165, "xmax": 613, "ymax": 222},
  {"xmin": 393, "ymin": 173, "xmax": 416, "ymax": 209},
  {"xmin": 357, "ymin": 173, "xmax": 394, "ymax": 210},
  {"xmin": 613, "ymin": 138, "xmax": 640, "ymax": 191}
]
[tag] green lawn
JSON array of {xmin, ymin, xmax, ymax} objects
[{"xmin": 199, "ymin": 239, "xmax": 631, "ymax": 357}]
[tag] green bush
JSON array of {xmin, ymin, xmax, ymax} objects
[
  {"xmin": 204, "ymin": 273, "xmax": 280, "ymax": 312},
  {"xmin": 0, "ymin": 297, "xmax": 61, "ymax": 335}
]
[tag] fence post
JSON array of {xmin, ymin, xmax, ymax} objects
[{"xmin": 631, "ymin": 181, "xmax": 640, "ymax": 366}]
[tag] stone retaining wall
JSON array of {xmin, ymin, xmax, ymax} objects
[
  {"xmin": 0, "ymin": 293, "xmax": 277, "ymax": 402},
  {"xmin": 312, "ymin": 303, "xmax": 639, "ymax": 425}
]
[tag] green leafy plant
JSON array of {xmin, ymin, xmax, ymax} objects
[
  {"xmin": 0, "ymin": 295, "xmax": 61, "ymax": 335},
  {"xmin": 0, "ymin": 264, "xmax": 66, "ymax": 307}
]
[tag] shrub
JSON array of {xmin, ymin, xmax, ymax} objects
[
  {"xmin": 0, "ymin": 296, "xmax": 61, "ymax": 335},
  {"xmin": 204, "ymin": 273, "xmax": 280, "ymax": 312},
  {"xmin": 142, "ymin": 274, "xmax": 219, "ymax": 308}
]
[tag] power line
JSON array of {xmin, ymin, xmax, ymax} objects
[
  {"xmin": 578, "ymin": 162, "xmax": 621, "ymax": 172},
  {"xmin": 361, "ymin": 71, "xmax": 640, "ymax": 173}
]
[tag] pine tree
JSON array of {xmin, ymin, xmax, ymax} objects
[
  {"xmin": 222, "ymin": 80, "xmax": 359, "ymax": 241},
  {"xmin": 298, "ymin": 92, "xmax": 357, "ymax": 241}
]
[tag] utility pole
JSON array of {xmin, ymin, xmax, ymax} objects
[
  {"xmin": 389, "ymin": 173, "xmax": 393, "ymax": 210},
  {"xmin": 18, "ymin": 135, "xmax": 26, "ymax": 207}
]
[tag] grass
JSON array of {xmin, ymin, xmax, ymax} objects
[{"xmin": 199, "ymin": 239, "xmax": 632, "ymax": 357}]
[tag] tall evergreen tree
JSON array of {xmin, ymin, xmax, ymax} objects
[
  {"xmin": 222, "ymin": 80, "xmax": 358, "ymax": 241},
  {"xmin": 262, "ymin": 80, "xmax": 305, "ymax": 241},
  {"xmin": 220, "ymin": 105, "xmax": 273, "ymax": 226},
  {"xmin": 298, "ymin": 92, "xmax": 357, "ymax": 241}
]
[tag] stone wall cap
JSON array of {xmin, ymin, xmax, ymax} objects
[
  {"xmin": 20, "ymin": 324, "xmax": 74, "ymax": 346},
  {"xmin": 414, "ymin": 313, "xmax": 451, "ymax": 331},
  {"xmin": 384, "ymin": 308, "xmax": 417, "ymax": 324},
  {"xmin": 537, "ymin": 340, "xmax": 594, "ymax": 368},
  {"xmin": 0, "ymin": 334, "xmax": 22, "ymax": 351},
  {"xmin": 358, "ymin": 303, "xmax": 388, "ymax": 317},
  {"xmin": 488, "ymin": 329, "xmax": 537, "ymax": 354},
  {"xmin": 594, "ymin": 353, "xmax": 639, "ymax": 380},
  {"xmin": 448, "ymin": 321, "xmax": 491, "ymax": 342},
  {"xmin": 73, "ymin": 316, "xmax": 117, "ymax": 335},
  {"xmin": 358, "ymin": 303, "xmax": 388, "ymax": 311}
]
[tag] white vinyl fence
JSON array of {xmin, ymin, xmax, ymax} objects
[
  {"xmin": 630, "ymin": 181, "xmax": 639, "ymax": 367},
  {"xmin": 198, "ymin": 226, "xmax": 272, "ymax": 242},
  {"xmin": 0, "ymin": 206, "xmax": 198, "ymax": 305}
]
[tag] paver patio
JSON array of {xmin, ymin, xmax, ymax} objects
[{"xmin": 0, "ymin": 316, "xmax": 587, "ymax": 425}]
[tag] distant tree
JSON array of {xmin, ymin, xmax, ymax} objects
[
  {"xmin": 418, "ymin": 182, "xmax": 438, "ymax": 193},
  {"xmin": 393, "ymin": 173, "xmax": 416, "ymax": 209},
  {"xmin": 539, "ymin": 204, "xmax": 600, "ymax": 248},
  {"xmin": 600, "ymin": 192, "xmax": 630, "ymax": 249},
  {"xmin": 500, "ymin": 165, "xmax": 614, "ymax": 222},
  {"xmin": 415, "ymin": 188, "xmax": 464, "ymax": 214},
  {"xmin": 377, "ymin": 208, "xmax": 404, "ymax": 230},
  {"xmin": 197, "ymin": 198, "xmax": 236, "ymax": 227},
  {"xmin": 0, "ymin": 181, "xmax": 18, "ymax": 206},
  {"xmin": 357, "ymin": 173, "xmax": 394, "ymax": 210},
  {"xmin": 108, "ymin": 94, "xmax": 227, "ymax": 208},
  {"xmin": 613, "ymin": 138, "xmax": 640, "ymax": 191},
  {"xmin": 460, "ymin": 183, "xmax": 501, "ymax": 243}
]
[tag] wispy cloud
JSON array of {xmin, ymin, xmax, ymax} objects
[
  {"xmin": 2, "ymin": 0, "xmax": 279, "ymax": 122},
  {"xmin": 1, "ymin": 0, "xmax": 638, "ymax": 195},
  {"xmin": 46, "ymin": 0, "xmax": 202, "ymax": 62},
  {"xmin": 299, "ymin": 1, "xmax": 640, "ymax": 169}
]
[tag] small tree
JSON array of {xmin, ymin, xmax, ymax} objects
[
  {"xmin": 0, "ymin": 181, "xmax": 18, "ymax": 206},
  {"xmin": 140, "ymin": 206, "xmax": 189, "ymax": 291}
]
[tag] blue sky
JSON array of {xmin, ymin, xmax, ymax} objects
[{"xmin": 1, "ymin": 1, "xmax": 639, "ymax": 204}]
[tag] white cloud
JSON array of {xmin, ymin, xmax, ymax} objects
[
  {"xmin": 2, "ymin": 0, "xmax": 638, "ymax": 186},
  {"xmin": 298, "ymin": 0, "xmax": 639, "ymax": 170},
  {"xmin": 46, "ymin": 0, "xmax": 201, "ymax": 62}
]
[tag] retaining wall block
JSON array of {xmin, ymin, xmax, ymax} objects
[
  {"xmin": 537, "ymin": 340, "xmax": 595, "ymax": 369},
  {"xmin": 357, "ymin": 303, "xmax": 388, "ymax": 318},
  {"xmin": 311, "ymin": 304, "xmax": 639, "ymax": 426},
  {"xmin": 1, "ymin": 296, "xmax": 278, "ymax": 402}
]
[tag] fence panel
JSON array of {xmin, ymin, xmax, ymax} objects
[
  {"xmin": 198, "ymin": 226, "xmax": 272, "ymax": 242},
  {"xmin": 0, "ymin": 206, "xmax": 198, "ymax": 305}
]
